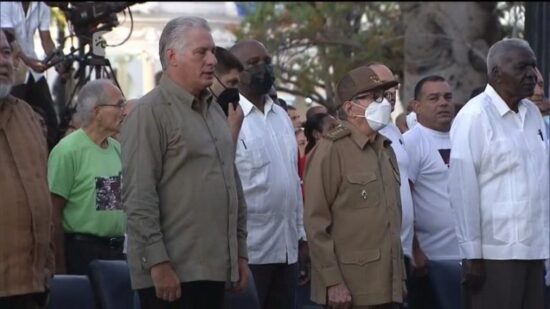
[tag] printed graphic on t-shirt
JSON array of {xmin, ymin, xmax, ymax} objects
[
  {"xmin": 95, "ymin": 175, "xmax": 122, "ymax": 211},
  {"xmin": 438, "ymin": 149, "xmax": 451, "ymax": 167}
]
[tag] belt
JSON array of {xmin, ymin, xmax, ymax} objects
[{"xmin": 65, "ymin": 233, "xmax": 125, "ymax": 249}]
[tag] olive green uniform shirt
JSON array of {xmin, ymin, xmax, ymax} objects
[
  {"xmin": 304, "ymin": 121, "xmax": 405, "ymax": 306},
  {"xmin": 122, "ymin": 76, "xmax": 247, "ymax": 289}
]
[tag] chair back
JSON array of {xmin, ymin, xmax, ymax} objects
[
  {"xmin": 88, "ymin": 259, "xmax": 140, "ymax": 309},
  {"xmin": 48, "ymin": 275, "xmax": 96, "ymax": 309}
]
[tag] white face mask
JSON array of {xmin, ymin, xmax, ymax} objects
[{"xmin": 352, "ymin": 98, "xmax": 392, "ymax": 131}]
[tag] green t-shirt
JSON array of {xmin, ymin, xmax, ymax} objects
[{"xmin": 48, "ymin": 129, "xmax": 126, "ymax": 237}]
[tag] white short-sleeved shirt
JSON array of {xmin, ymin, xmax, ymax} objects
[
  {"xmin": 0, "ymin": 1, "xmax": 51, "ymax": 81},
  {"xmin": 404, "ymin": 123, "xmax": 460, "ymax": 260},
  {"xmin": 380, "ymin": 123, "xmax": 414, "ymax": 257}
]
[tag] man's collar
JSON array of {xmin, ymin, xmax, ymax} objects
[
  {"xmin": 239, "ymin": 94, "xmax": 276, "ymax": 117},
  {"xmin": 485, "ymin": 84, "xmax": 528, "ymax": 117},
  {"xmin": 344, "ymin": 121, "xmax": 390, "ymax": 150},
  {"xmin": 160, "ymin": 74, "xmax": 212, "ymax": 110}
]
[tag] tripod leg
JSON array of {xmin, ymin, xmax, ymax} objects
[{"xmin": 103, "ymin": 58, "xmax": 124, "ymax": 97}]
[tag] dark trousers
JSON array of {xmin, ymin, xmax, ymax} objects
[
  {"xmin": 428, "ymin": 260, "xmax": 462, "ymax": 309},
  {"xmin": 463, "ymin": 259, "xmax": 544, "ymax": 309},
  {"xmin": 11, "ymin": 74, "xmax": 59, "ymax": 150},
  {"xmin": 138, "ymin": 281, "xmax": 225, "ymax": 309},
  {"xmin": 404, "ymin": 256, "xmax": 440, "ymax": 309},
  {"xmin": 64, "ymin": 233, "xmax": 125, "ymax": 275},
  {"xmin": 354, "ymin": 304, "xmax": 401, "ymax": 309},
  {"xmin": 0, "ymin": 292, "xmax": 48, "ymax": 309},
  {"xmin": 249, "ymin": 263, "xmax": 299, "ymax": 309}
]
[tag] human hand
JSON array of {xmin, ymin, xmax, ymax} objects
[
  {"xmin": 228, "ymin": 102, "xmax": 244, "ymax": 144},
  {"xmin": 150, "ymin": 262, "xmax": 181, "ymax": 302},
  {"xmin": 228, "ymin": 102, "xmax": 244, "ymax": 129},
  {"xmin": 25, "ymin": 57, "xmax": 47, "ymax": 73},
  {"xmin": 230, "ymin": 257, "xmax": 249, "ymax": 293},
  {"xmin": 327, "ymin": 283, "xmax": 352, "ymax": 309},
  {"xmin": 461, "ymin": 259, "xmax": 485, "ymax": 292},
  {"xmin": 298, "ymin": 240, "xmax": 311, "ymax": 286},
  {"xmin": 411, "ymin": 246, "xmax": 429, "ymax": 278}
]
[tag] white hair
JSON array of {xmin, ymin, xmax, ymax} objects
[
  {"xmin": 0, "ymin": 82, "xmax": 12, "ymax": 99},
  {"xmin": 486, "ymin": 38, "xmax": 532, "ymax": 75},
  {"xmin": 158, "ymin": 17, "xmax": 211, "ymax": 71},
  {"xmin": 75, "ymin": 79, "xmax": 115, "ymax": 127}
]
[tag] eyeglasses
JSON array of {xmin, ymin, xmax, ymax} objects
[
  {"xmin": 384, "ymin": 91, "xmax": 396, "ymax": 101},
  {"xmin": 353, "ymin": 88, "xmax": 386, "ymax": 103}
]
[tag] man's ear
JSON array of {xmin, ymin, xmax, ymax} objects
[
  {"xmin": 492, "ymin": 66, "xmax": 501, "ymax": 83},
  {"xmin": 166, "ymin": 48, "xmax": 178, "ymax": 68},
  {"xmin": 342, "ymin": 100, "xmax": 354, "ymax": 116},
  {"xmin": 408, "ymin": 100, "xmax": 419, "ymax": 113}
]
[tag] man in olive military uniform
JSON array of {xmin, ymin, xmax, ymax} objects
[{"xmin": 303, "ymin": 66, "xmax": 405, "ymax": 309}]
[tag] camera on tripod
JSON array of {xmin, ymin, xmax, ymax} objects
[
  {"xmin": 43, "ymin": 2, "xmax": 140, "ymax": 70},
  {"xmin": 48, "ymin": 2, "xmax": 139, "ymax": 38},
  {"xmin": 44, "ymin": 2, "xmax": 140, "ymax": 136}
]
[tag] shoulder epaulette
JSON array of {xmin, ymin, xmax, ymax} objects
[{"xmin": 324, "ymin": 124, "xmax": 351, "ymax": 141}]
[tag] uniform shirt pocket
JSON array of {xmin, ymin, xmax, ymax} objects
[
  {"xmin": 239, "ymin": 137, "xmax": 271, "ymax": 170},
  {"xmin": 345, "ymin": 172, "xmax": 381, "ymax": 209}
]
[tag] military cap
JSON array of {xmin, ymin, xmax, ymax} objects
[{"xmin": 335, "ymin": 66, "xmax": 399, "ymax": 107}]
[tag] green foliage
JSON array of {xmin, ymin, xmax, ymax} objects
[
  {"xmin": 234, "ymin": 2, "xmax": 404, "ymax": 108},
  {"xmin": 233, "ymin": 2, "xmax": 523, "ymax": 108}
]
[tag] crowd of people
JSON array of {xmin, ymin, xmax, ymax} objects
[{"xmin": 1, "ymin": 4, "xmax": 550, "ymax": 309}]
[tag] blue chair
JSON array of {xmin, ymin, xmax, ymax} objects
[
  {"xmin": 48, "ymin": 275, "xmax": 96, "ymax": 309},
  {"xmin": 88, "ymin": 259, "xmax": 140, "ymax": 309},
  {"xmin": 223, "ymin": 268, "xmax": 261, "ymax": 309}
]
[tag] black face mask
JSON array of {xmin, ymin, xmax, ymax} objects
[
  {"xmin": 241, "ymin": 63, "xmax": 275, "ymax": 95},
  {"xmin": 212, "ymin": 75, "xmax": 240, "ymax": 116},
  {"xmin": 216, "ymin": 88, "xmax": 240, "ymax": 116}
]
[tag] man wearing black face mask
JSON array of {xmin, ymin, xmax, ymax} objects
[
  {"xmin": 230, "ymin": 40, "xmax": 306, "ymax": 309},
  {"xmin": 211, "ymin": 46, "xmax": 244, "ymax": 144}
]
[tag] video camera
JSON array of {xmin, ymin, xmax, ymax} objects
[{"xmin": 47, "ymin": 2, "xmax": 139, "ymax": 39}]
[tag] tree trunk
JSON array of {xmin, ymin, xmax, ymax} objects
[{"xmin": 402, "ymin": 2, "xmax": 501, "ymax": 107}]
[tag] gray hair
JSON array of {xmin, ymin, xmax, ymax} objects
[
  {"xmin": 336, "ymin": 104, "xmax": 349, "ymax": 121},
  {"xmin": 159, "ymin": 17, "xmax": 211, "ymax": 71},
  {"xmin": 486, "ymin": 38, "xmax": 533, "ymax": 76},
  {"xmin": 76, "ymin": 79, "xmax": 115, "ymax": 127}
]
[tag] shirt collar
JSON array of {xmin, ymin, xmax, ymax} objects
[
  {"xmin": 485, "ymin": 84, "xmax": 529, "ymax": 118},
  {"xmin": 239, "ymin": 94, "xmax": 276, "ymax": 117},
  {"xmin": 344, "ymin": 121, "xmax": 390, "ymax": 150},
  {"xmin": 159, "ymin": 74, "xmax": 212, "ymax": 111}
]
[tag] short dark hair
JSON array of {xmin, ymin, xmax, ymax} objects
[
  {"xmin": 304, "ymin": 113, "xmax": 330, "ymax": 154},
  {"xmin": 414, "ymin": 75, "xmax": 446, "ymax": 100},
  {"xmin": 215, "ymin": 46, "xmax": 244, "ymax": 75},
  {"xmin": 286, "ymin": 105, "xmax": 296, "ymax": 111},
  {"xmin": 277, "ymin": 98, "xmax": 288, "ymax": 111}
]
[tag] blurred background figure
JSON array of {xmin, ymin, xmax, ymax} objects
[
  {"xmin": 287, "ymin": 105, "xmax": 303, "ymax": 130},
  {"xmin": 1, "ymin": 1, "xmax": 62, "ymax": 150},
  {"xmin": 530, "ymin": 67, "xmax": 549, "ymax": 137},
  {"xmin": 303, "ymin": 112, "xmax": 338, "ymax": 155}
]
